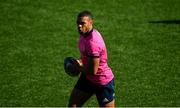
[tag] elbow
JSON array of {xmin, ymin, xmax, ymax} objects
[
  {"xmin": 88, "ymin": 69, "xmax": 98, "ymax": 75},
  {"xmin": 92, "ymin": 69, "xmax": 98, "ymax": 75}
]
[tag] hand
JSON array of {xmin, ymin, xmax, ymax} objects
[
  {"xmin": 76, "ymin": 59, "xmax": 83, "ymax": 66},
  {"xmin": 76, "ymin": 59, "xmax": 86, "ymax": 75}
]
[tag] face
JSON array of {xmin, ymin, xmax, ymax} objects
[{"xmin": 77, "ymin": 16, "xmax": 93, "ymax": 35}]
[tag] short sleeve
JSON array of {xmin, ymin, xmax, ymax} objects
[{"xmin": 86, "ymin": 40, "xmax": 101, "ymax": 57}]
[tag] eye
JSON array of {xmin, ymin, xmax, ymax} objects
[
  {"xmin": 81, "ymin": 22, "xmax": 85, "ymax": 25},
  {"xmin": 77, "ymin": 22, "xmax": 85, "ymax": 25}
]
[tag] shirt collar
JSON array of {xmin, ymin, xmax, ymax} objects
[{"xmin": 83, "ymin": 28, "xmax": 93, "ymax": 38}]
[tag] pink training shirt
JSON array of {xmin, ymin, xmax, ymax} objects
[{"xmin": 79, "ymin": 29, "xmax": 114, "ymax": 85}]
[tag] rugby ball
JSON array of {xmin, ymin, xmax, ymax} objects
[{"xmin": 64, "ymin": 57, "xmax": 80, "ymax": 77}]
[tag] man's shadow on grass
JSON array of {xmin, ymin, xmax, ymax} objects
[{"xmin": 149, "ymin": 20, "xmax": 180, "ymax": 24}]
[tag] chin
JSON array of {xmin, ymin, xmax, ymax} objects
[
  {"xmin": 79, "ymin": 31, "xmax": 86, "ymax": 35},
  {"xmin": 79, "ymin": 31, "xmax": 83, "ymax": 35}
]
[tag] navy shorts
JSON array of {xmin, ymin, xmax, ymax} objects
[{"xmin": 74, "ymin": 75, "xmax": 115, "ymax": 105}]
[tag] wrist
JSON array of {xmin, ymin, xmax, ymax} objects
[
  {"xmin": 76, "ymin": 59, "xmax": 86, "ymax": 74},
  {"xmin": 79, "ymin": 66, "xmax": 86, "ymax": 75}
]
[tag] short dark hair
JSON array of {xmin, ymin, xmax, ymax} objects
[{"xmin": 77, "ymin": 10, "xmax": 93, "ymax": 19}]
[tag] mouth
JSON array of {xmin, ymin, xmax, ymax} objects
[{"xmin": 78, "ymin": 28, "xmax": 84, "ymax": 34}]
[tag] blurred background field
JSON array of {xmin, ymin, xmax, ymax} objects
[{"xmin": 0, "ymin": 0, "xmax": 179, "ymax": 107}]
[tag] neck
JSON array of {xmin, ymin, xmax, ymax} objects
[{"xmin": 83, "ymin": 28, "xmax": 93, "ymax": 37}]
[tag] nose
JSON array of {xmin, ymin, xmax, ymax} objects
[{"xmin": 78, "ymin": 24, "xmax": 82, "ymax": 28}]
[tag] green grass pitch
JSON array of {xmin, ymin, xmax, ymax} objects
[{"xmin": 0, "ymin": 0, "xmax": 179, "ymax": 107}]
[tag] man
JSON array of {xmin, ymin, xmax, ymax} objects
[{"xmin": 68, "ymin": 10, "xmax": 115, "ymax": 107}]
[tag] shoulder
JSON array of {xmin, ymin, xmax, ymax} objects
[
  {"xmin": 88, "ymin": 29, "xmax": 103, "ymax": 42},
  {"xmin": 86, "ymin": 29, "xmax": 105, "ymax": 48},
  {"xmin": 91, "ymin": 29, "xmax": 102, "ymax": 38}
]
